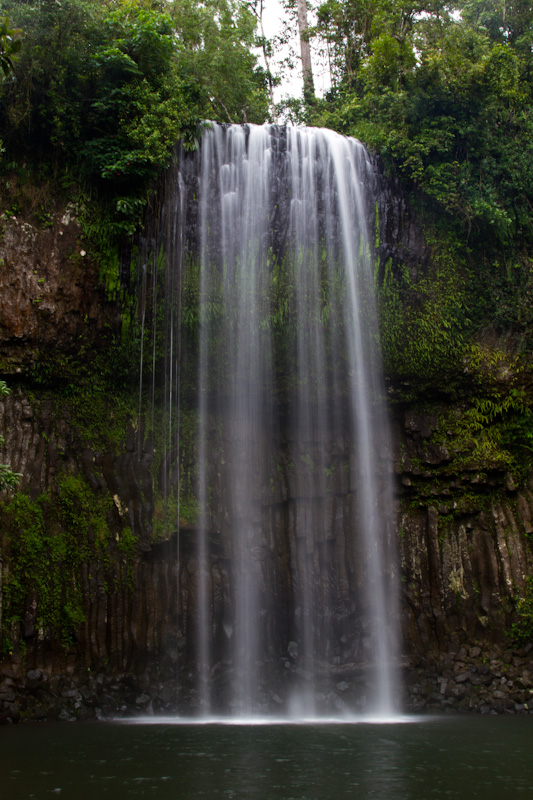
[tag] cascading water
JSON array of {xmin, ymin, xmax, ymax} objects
[
  {"xmin": 197, "ymin": 125, "xmax": 275, "ymax": 713},
  {"xmin": 140, "ymin": 123, "xmax": 399, "ymax": 719}
]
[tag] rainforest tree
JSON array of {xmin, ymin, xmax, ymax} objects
[
  {"xmin": 310, "ymin": 0, "xmax": 533, "ymax": 251},
  {"xmin": 0, "ymin": 0, "xmax": 269, "ymax": 236}
]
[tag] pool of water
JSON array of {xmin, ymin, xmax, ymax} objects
[{"xmin": 1, "ymin": 715, "xmax": 532, "ymax": 798}]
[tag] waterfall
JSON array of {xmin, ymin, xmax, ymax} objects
[{"xmin": 140, "ymin": 123, "xmax": 399, "ymax": 718}]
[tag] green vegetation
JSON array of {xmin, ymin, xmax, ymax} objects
[
  {"xmin": 0, "ymin": 353, "xmax": 143, "ymax": 655},
  {"xmin": 310, "ymin": 0, "xmax": 533, "ymax": 250},
  {"xmin": 510, "ymin": 577, "xmax": 533, "ymax": 647},
  {"xmin": 378, "ymin": 240, "xmax": 470, "ymax": 383},
  {"xmin": 1, "ymin": 474, "xmax": 136, "ymax": 651},
  {"xmin": 0, "ymin": 15, "xmax": 20, "ymax": 79},
  {"xmin": 397, "ymin": 341, "xmax": 533, "ymax": 520},
  {"xmin": 306, "ymin": 0, "xmax": 533, "ymax": 386},
  {"xmin": 298, "ymin": 1, "xmax": 533, "ymax": 503},
  {"xmin": 0, "ymin": 380, "xmax": 21, "ymax": 491},
  {"xmin": 0, "ymin": 0, "xmax": 269, "ymax": 269}
]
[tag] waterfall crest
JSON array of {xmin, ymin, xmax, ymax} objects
[{"xmin": 141, "ymin": 123, "xmax": 399, "ymax": 718}]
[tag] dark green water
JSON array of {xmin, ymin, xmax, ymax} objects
[{"xmin": 1, "ymin": 716, "xmax": 532, "ymax": 799}]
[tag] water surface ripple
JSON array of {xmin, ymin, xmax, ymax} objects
[{"xmin": 2, "ymin": 716, "xmax": 532, "ymax": 799}]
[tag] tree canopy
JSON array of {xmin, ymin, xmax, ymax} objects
[
  {"xmin": 308, "ymin": 0, "xmax": 533, "ymax": 251},
  {"xmin": 2, "ymin": 0, "xmax": 533, "ymax": 283},
  {"xmin": 0, "ymin": 0, "xmax": 270, "ymax": 235}
]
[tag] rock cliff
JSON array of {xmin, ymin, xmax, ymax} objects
[{"xmin": 1, "ymin": 178, "xmax": 532, "ymax": 721}]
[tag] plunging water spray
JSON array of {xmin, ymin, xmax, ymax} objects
[{"xmin": 140, "ymin": 123, "xmax": 399, "ymax": 718}]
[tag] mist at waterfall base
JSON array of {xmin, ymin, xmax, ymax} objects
[
  {"xmin": 139, "ymin": 123, "xmax": 399, "ymax": 719},
  {"xmin": 3, "ymin": 716, "xmax": 533, "ymax": 799}
]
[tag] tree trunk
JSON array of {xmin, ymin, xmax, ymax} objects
[
  {"xmin": 296, "ymin": 0, "xmax": 315, "ymax": 102},
  {"xmin": 258, "ymin": 0, "xmax": 278, "ymax": 121}
]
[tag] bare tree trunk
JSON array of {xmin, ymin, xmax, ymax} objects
[
  {"xmin": 257, "ymin": 0, "xmax": 278, "ymax": 121},
  {"xmin": 296, "ymin": 0, "xmax": 315, "ymax": 102}
]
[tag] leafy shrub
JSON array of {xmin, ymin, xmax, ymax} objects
[{"xmin": 510, "ymin": 577, "xmax": 533, "ymax": 647}]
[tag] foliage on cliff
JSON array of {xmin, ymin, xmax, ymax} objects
[
  {"xmin": 0, "ymin": 380, "xmax": 20, "ymax": 491},
  {"xmin": 310, "ymin": 0, "xmax": 533, "ymax": 253},
  {"xmin": 1, "ymin": 473, "xmax": 137, "ymax": 651},
  {"xmin": 300, "ymin": 1, "xmax": 533, "ymax": 477},
  {"xmin": 307, "ymin": 6, "xmax": 527, "ymax": 357},
  {"xmin": 0, "ymin": 0, "xmax": 269, "ymax": 238}
]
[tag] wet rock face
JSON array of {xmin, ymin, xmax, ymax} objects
[
  {"xmin": 1, "ymin": 189, "xmax": 533, "ymax": 718},
  {"xmin": 399, "ymin": 499, "xmax": 533, "ymax": 652},
  {"xmin": 0, "ymin": 387, "xmax": 173, "ymax": 681},
  {"xmin": 0, "ymin": 392, "xmax": 154, "ymax": 550},
  {"xmin": 392, "ymin": 403, "xmax": 533, "ymax": 658},
  {"xmin": 0, "ymin": 211, "xmax": 119, "ymax": 371},
  {"xmin": 374, "ymin": 162, "xmax": 432, "ymax": 282}
]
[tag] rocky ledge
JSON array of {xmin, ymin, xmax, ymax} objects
[
  {"xmin": 405, "ymin": 643, "xmax": 533, "ymax": 714},
  {"xmin": 2, "ymin": 643, "xmax": 533, "ymax": 723}
]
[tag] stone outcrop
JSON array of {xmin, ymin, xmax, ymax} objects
[
  {"xmin": 393, "ymin": 405, "xmax": 533, "ymax": 655},
  {"xmin": 0, "ymin": 209, "xmax": 119, "ymax": 372},
  {"xmin": 405, "ymin": 643, "xmax": 533, "ymax": 714},
  {"xmin": 375, "ymin": 162, "xmax": 432, "ymax": 282},
  {"xmin": 390, "ymin": 403, "xmax": 533, "ymax": 711}
]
